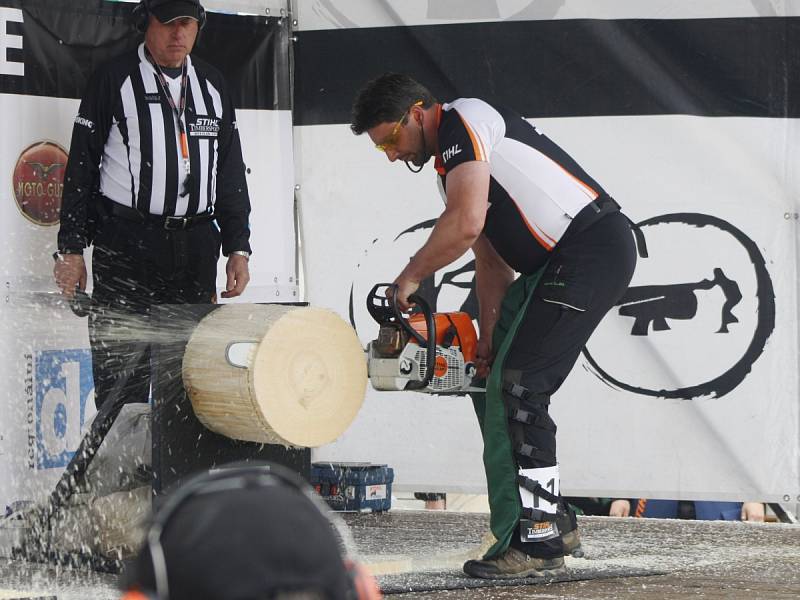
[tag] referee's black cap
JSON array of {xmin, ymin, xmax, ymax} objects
[{"xmin": 149, "ymin": 0, "xmax": 204, "ymax": 24}]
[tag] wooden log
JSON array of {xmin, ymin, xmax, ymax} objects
[{"xmin": 182, "ymin": 304, "xmax": 367, "ymax": 447}]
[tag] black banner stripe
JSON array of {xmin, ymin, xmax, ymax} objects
[
  {"xmin": 0, "ymin": 0, "xmax": 288, "ymax": 110},
  {"xmin": 294, "ymin": 17, "xmax": 800, "ymax": 124}
]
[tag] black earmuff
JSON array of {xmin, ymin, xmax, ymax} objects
[{"xmin": 132, "ymin": 0, "xmax": 150, "ymax": 33}]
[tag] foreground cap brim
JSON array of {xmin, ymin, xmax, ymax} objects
[{"xmin": 152, "ymin": 1, "xmax": 201, "ymax": 24}]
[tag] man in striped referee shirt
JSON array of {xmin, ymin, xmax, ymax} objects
[{"xmin": 53, "ymin": 0, "xmax": 252, "ymax": 409}]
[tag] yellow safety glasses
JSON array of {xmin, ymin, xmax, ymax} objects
[{"xmin": 375, "ymin": 100, "xmax": 423, "ymax": 152}]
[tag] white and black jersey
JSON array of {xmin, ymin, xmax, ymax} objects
[
  {"xmin": 58, "ymin": 43, "xmax": 250, "ymax": 255},
  {"xmin": 434, "ymin": 98, "xmax": 608, "ymax": 275}
]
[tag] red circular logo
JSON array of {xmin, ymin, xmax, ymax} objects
[
  {"xmin": 434, "ymin": 355, "xmax": 448, "ymax": 378},
  {"xmin": 12, "ymin": 141, "xmax": 68, "ymax": 226}
]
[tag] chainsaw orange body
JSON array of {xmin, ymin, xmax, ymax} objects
[{"xmin": 366, "ymin": 284, "xmax": 479, "ymax": 394}]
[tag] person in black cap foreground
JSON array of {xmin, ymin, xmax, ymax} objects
[{"xmin": 120, "ymin": 464, "xmax": 382, "ymax": 600}]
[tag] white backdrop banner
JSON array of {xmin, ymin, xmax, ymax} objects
[
  {"xmin": 302, "ymin": 117, "xmax": 798, "ymax": 501},
  {"xmin": 296, "ymin": 0, "xmax": 800, "ymax": 30},
  {"xmin": 296, "ymin": 3, "xmax": 800, "ymax": 502}
]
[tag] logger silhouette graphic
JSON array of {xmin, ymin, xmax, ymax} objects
[
  {"xmin": 351, "ymin": 213, "xmax": 775, "ymax": 401},
  {"xmin": 583, "ymin": 213, "xmax": 775, "ymax": 400},
  {"xmin": 617, "ymin": 267, "xmax": 742, "ymax": 336}
]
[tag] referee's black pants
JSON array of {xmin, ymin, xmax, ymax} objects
[
  {"xmin": 89, "ymin": 216, "xmax": 220, "ymax": 409},
  {"xmin": 504, "ymin": 208, "xmax": 637, "ymax": 558}
]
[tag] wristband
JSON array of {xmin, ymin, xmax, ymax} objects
[{"xmin": 53, "ymin": 251, "xmax": 82, "ymax": 262}]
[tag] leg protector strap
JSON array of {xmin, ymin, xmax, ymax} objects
[
  {"xmin": 506, "ymin": 396, "xmax": 556, "ymax": 432},
  {"xmin": 514, "ymin": 442, "xmax": 557, "ymax": 464},
  {"xmin": 502, "ymin": 381, "xmax": 551, "ymax": 406},
  {"xmin": 518, "ymin": 475, "xmax": 560, "ymax": 505},
  {"xmin": 521, "ymin": 507, "xmax": 559, "ymax": 522}
]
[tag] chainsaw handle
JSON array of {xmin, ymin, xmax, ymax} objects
[
  {"xmin": 367, "ymin": 283, "xmax": 430, "ymax": 346},
  {"xmin": 366, "ymin": 283, "xmax": 436, "ymax": 390},
  {"xmin": 366, "ymin": 283, "xmax": 397, "ymax": 326}
]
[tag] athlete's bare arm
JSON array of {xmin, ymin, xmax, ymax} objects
[{"xmin": 393, "ymin": 161, "xmax": 490, "ymax": 309}]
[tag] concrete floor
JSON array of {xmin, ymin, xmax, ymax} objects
[
  {"xmin": 349, "ymin": 512, "xmax": 800, "ymax": 599},
  {"xmin": 1, "ymin": 511, "xmax": 799, "ymax": 598}
]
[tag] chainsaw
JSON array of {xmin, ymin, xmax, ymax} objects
[{"xmin": 365, "ymin": 283, "xmax": 482, "ymax": 394}]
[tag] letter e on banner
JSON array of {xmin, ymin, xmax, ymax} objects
[{"xmin": 0, "ymin": 8, "xmax": 24, "ymax": 77}]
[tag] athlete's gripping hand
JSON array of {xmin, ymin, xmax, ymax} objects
[
  {"xmin": 54, "ymin": 254, "xmax": 87, "ymax": 299},
  {"xmin": 475, "ymin": 337, "xmax": 494, "ymax": 379},
  {"xmin": 389, "ymin": 275, "xmax": 419, "ymax": 312}
]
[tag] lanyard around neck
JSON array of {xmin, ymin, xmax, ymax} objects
[{"xmin": 144, "ymin": 47, "xmax": 191, "ymax": 172}]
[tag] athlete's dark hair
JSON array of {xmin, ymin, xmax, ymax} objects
[{"xmin": 350, "ymin": 73, "xmax": 437, "ymax": 135}]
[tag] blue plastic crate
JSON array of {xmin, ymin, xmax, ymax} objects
[{"xmin": 311, "ymin": 462, "xmax": 394, "ymax": 512}]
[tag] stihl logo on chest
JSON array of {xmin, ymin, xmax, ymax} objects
[
  {"xmin": 442, "ymin": 144, "xmax": 462, "ymax": 162},
  {"xmin": 188, "ymin": 116, "xmax": 221, "ymax": 137}
]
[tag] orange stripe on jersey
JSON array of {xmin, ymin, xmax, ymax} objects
[
  {"xmin": 509, "ymin": 195, "xmax": 554, "ymax": 250},
  {"xmin": 547, "ymin": 156, "xmax": 599, "ymax": 200},
  {"xmin": 455, "ymin": 111, "xmax": 486, "ymax": 162},
  {"xmin": 434, "ymin": 104, "xmax": 445, "ymax": 173},
  {"xmin": 534, "ymin": 218, "xmax": 558, "ymax": 246},
  {"xmin": 434, "ymin": 153, "xmax": 445, "ymax": 175}
]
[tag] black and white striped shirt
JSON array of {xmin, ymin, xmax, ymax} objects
[{"xmin": 58, "ymin": 43, "xmax": 251, "ymax": 255}]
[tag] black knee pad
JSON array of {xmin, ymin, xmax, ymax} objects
[{"xmin": 502, "ymin": 379, "xmax": 556, "ymax": 467}]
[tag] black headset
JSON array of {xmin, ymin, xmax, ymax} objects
[
  {"xmin": 121, "ymin": 462, "xmax": 381, "ymax": 600},
  {"xmin": 132, "ymin": 0, "xmax": 207, "ymax": 34}
]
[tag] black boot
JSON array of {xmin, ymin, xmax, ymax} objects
[
  {"xmin": 463, "ymin": 547, "xmax": 565, "ymax": 579},
  {"xmin": 556, "ymin": 507, "xmax": 584, "ymax": 558}
]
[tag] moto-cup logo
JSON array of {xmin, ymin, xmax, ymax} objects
[
  {"xmin": 12, "ymin": 141, "xmax": 68, "ymax": 226},
  {"xmin": 583, "ymin": 213, "xmax": 775, "ymax": 399},
  {"xmin": 35, "ymin": 349, "xmax": 96, "ymax": 470}
]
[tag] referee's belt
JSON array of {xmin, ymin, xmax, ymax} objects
[{"xmin": 104, "ymin": 200, "xmax": 215, "ymax": 231}]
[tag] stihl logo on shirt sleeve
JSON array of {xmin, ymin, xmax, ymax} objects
[{"xmin": 442, "ymin": 144, "xmax": 462, "ymax": 163}]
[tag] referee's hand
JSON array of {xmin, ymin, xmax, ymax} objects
[
  {"xmin": 221, "ymin": 254, "xmax": 250, "ymax": 298},
  {"xmin": 53, "ymin": 254, "xmax": 87, "ymax": 298}
]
